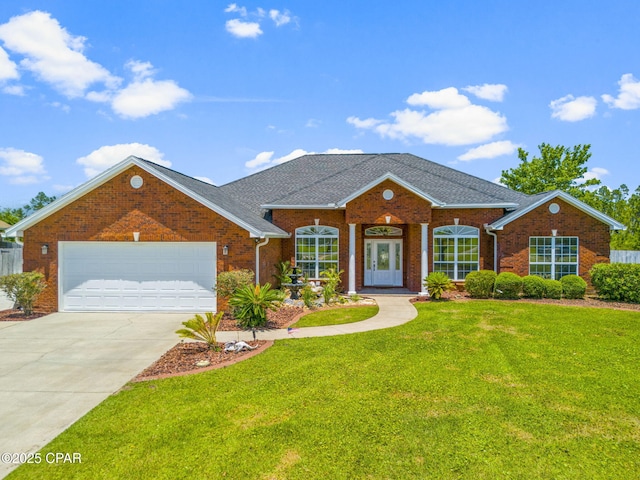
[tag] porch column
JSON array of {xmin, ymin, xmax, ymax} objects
[
  {"xmin": 420, "ymin": 223, "xmax": 429, "ymax": 296},
  {"xmin": 348, "ymin": 223, "xmax": 357, "ymax": 295}
]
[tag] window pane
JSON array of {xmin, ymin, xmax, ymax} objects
[{"xmin": 433, "ymin": 263, "xmax": 455, "ymax": 279}]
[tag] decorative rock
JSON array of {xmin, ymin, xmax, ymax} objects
[{"xmin": 195, "ymin": 360, "xmax": 211, "ymax": 367}]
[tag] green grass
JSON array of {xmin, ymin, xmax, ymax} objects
[
  {"xmin": 290, "ymin": 305, "xmax": 379, "ymax": 328},
  {"xmin": 10, "ymin": 302, "xmax": 640, "ymax": 479}
]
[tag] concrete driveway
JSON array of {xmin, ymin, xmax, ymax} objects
[{"xmin": 0, "ymin": 311, "xmax": 189, "ymax": 478}]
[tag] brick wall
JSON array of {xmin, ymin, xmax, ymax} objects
[
  {"xmin": 497, "ymin": 198, "xmax": 610, "ymax": 284},
  {"xmin": 24, "ymin": 166, "xmax": 261, "ymax": 312},
  {"xmin": 345, "ymin": 179, "xmax": 432, "ymax": 224}
]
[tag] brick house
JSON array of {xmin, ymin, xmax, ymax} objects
[{"xmin": 3, "ymin": 153, "xmax": 624, "ymax": 312}]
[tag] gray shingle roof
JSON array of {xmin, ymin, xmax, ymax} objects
[
  {"xmin": 140, "ymin": 159, "xmax": 288, "ymax": 237},
  {"xmin": 220, "ymin": 153, "xmax": 529, "ymax": 215}
]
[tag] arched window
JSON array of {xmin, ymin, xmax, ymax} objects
[
  {"xmin": 295, "ymin": 226, "xmax": 339, "ymax": 279},
  {"xmin": 433, "ymin": 225, "xmax": 479, "ymax": 280},
  {"xmin": 364, "ymin": 226, "xmax": 403, "ymax": 236}
]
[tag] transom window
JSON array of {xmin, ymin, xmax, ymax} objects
[
  {"xmin": 365, "ymin": 226, "xmax": 403, "ymax": 236},
  {"xmin": 433, "ymin": 225, "xmax": 479, "ymax": 280},
  {"xmin": 529, "ymin": 237, "xmax": 578, "ymax": 280},
  {"xmin": 295, "ymin": 226, "xmax": 339, "ymax": 279}
]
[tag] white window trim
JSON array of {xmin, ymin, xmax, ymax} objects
[
  {"xmin": 529, "ymin": 236, "xmax": 579, "ymax": 280},
  {"xmin": 295, "ymin": 225, "xmax": 339, "ymax": 279},
  {"xmin": 433, "ymin": 225, "xmax": 480, "ymax": 281}
]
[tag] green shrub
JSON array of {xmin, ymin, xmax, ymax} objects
[
  {"xmin": 560, "ymin": 274, "xmax": 587, "ymax": 299},
  {"xmin": 544, "ymin": 279, "xmax": 563, "ymax": 299},
  {"xmin": 424, "ymin": 271, "xmax": 455, "ymax": 300},
  {"xmin": 493, "ymin": 272, "xmax": 522, "ymax": 299},
  {"xmin": 215, "ymin": 269, "xmax": 255, "ymax": 299},
  {"xmin": 320, "ymin": 267, "xmax": 344, "ymax": 305},
  {"xmin": 464, "ymin": 270, "xmax": 496, "ymax": 298},
  {"xmin": 229, "ymin": 283, "xmax": 284, "ymax": 329},
  {"xmin": 522, "ymin": 275, "xmax": 546, "ymax": 299},
  {"xmin": 175, "ymin": 311, "xmax": 223, "ymax": 350},
  {"xmin": 0, "ymin": 272, "xmax": 46, "ymax": 315},
  {"xmin": 590, "ymin": 263, "xmax": 640, "ymax": 303},
  {"xmin": 272, "ymin": 260, "xmax": 293, "ymax": 288},
  {"xmin": 301, "ymin": 284, "xmax": 317, "ymax": 309}
]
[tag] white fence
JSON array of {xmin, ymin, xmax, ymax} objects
[
  {"xmin": 610, "ymin": 250, "xmax": 640, "ymax": 264},
  {"xmin": 0, "ymin": 246, "xmax": 22, "ymax": 276}
]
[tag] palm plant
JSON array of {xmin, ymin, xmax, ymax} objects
[
  {"xmin": 424, "ymin": 271, "xmax": 455, "ymax": 300},
  {"xmin": 229, "ymin": 283, "xmax": 284, "ymax": 329},
  {"xmin": 175, "ymin": 311, "xmax": 224, "ymax": 350},
  {"xmin": 272, "ymin": 260, "xmax": 293, "ymax": 288}
]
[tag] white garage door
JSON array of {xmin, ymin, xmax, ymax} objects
[{"xmin": 59, "ymin": 242, "xmax": 217, "ymax": 312}]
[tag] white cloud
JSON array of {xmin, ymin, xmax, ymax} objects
[
  {"xmin": 602, "ymin": 73, "xmax": 640, "ymax": 110},
  {"xmin": 407, "ymin": 87, "xmax": 470, "ymax": 109},
  {"xmin": 76, "ymin": 143, "xmax": 170, "ymax": 178},
  {"xmin": 52, "ymin": 183, "xmax": 76, "ymax": 193},
  {"xmin": 0, "ymin": 46, "xmax": 19, "ymax": 80},
  {"xmin": 0, "ymin": 11, "xmax": 120, "ymax": 98},
  {"xmin": 305, "ymin": 118, "xmax": 321, "ymax": 128},
  {"xmin": 2, "ymin": 84, "xmax": 25, "ymax": 96},
  {"xmin": 245, "ymin": 148, "xmax": 364, "ymax": 171},
  {"xmin": 105, "ymin": 60, "xmax": 191, "ymax": 119},
  {"xmin": 0, "ymin": 147, "xmax": 48, "ymax": 184},
  {"xmin": 224, "ymin": 5, "xmax": 295, "ymax": 38},
  {"xmin": 549, "ymin": 95, "xmax": 597, "ymax": 122},
  {"xmin": 463, "ymin": 84, "xmax": 508, "ymax": 102},
  {"xmin": 225, "ymin": 19, "xmax": 263, "ymax": 38},
  {"xmin": 0, "ymin": 12, "xmax": 190, "ymax": 119},
  {"xmin": 346, "ymin": 116, "xmax": 382, "ymax": 129},
  {"xmin": 269, "ymin": 9, "xmax": 292, "ymax": 27},
  {"xmin": 349, "ymin": 87, "xmax": 508, "ymax": 146},
  {"xmin": 458, "ymin": 141, "xmax": 520, "ymax": 161},
  {"xmin": 581, "ymin": 167, "xmax": 609, "ymax": 183},
  {"xmin": 111, "ymin": 78, "xmax": 192, "ymax": 119},
  {"xmin": 225, "ymin": 4, "xmax": 248, "ymax": 16}
]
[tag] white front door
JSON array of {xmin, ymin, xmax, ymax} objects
[{"xmin": 364, "ymin": 239, "xmax": 403, "ymax": 286}]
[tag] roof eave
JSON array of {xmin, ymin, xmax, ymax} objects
[{"xmin": 436, "ymin": 203, "xmax": 519, "ymax": 209}]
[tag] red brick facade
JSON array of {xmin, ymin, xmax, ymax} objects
[
  {"xmin": 25, "ymin": 166, "xmax": 275, "ymax": 312},
  {"xmin": 496, "ymin": 198, "xmax": 610, "ymax": 284},
  {"xmin": 20, "ymin": 165, "xmax": 613, "ymax": 312}
]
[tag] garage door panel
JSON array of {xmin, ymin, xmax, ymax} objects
[{"xmin": 60, "ymin": 242, "xmax": 217, "ymax": 312}]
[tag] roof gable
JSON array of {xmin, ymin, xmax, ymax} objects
[
  {"xmin": 488, "ymin": 190, "xmax": 626, "ymax": 231},
  {"xmin": 4, "ymin": 156, "xmax": 288, "ymax": 239}
]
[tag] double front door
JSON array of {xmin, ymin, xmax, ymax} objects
[{"xmin": 364, "ymin": 239, "xmax": 403, "ymax": 286}]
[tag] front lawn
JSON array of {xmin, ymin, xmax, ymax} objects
[
  {"xmin": 11, "ymin": 301, "xmax": 640, "ymax": 479},
  {"xmin": 290, "ymin": 305, "xmax": 379, "ymax": 328}
]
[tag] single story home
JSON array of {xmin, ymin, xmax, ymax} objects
[{"xmin": 3, "ymin": 153, "xmax": 625, "ymax": 312}]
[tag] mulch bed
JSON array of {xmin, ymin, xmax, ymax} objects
[
  {"xmin": 0, "ymin": 309, "xmax": 48, "ymax": 321},
  {"xmin": 133, "ymin": 340, "xmax": 273, "ymax": 382}
]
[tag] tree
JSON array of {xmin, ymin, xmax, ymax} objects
[
  {"xmin": 501, "ymin": 143, "xmax": 640, "ymax": 249},
  {"xmin": 0, "ymin": 192, "xmax": 56, "ymax": 225},
  {"xmin": 500, "ymin": 143, "xmax": 600, "ymax": 197}
]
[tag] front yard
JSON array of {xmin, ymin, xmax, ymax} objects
[{"xmin": 10, "ymin": 301, "xmax": 640, "ymax": 479}]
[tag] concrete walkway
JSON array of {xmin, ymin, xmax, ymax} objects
[
  {"xmin": 0, "ymin": 312, "xmax": 190, "ymax": 478},
  {"xmin": 218, "ymin": 294, "xmax": 418, "ymax": 342}
]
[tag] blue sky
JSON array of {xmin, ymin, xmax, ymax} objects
[{"xmin": 1, "ymin": 1, "xmax": 639, "ymax": 208}]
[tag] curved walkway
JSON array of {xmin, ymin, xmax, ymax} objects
[{"xmin": 217, "ymin": 294, "xmax": 418, "ymax": 342}]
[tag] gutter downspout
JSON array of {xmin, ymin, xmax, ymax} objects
[
  {"xmin": 255, "ymin": 237, "xmax": 270, "ymax": 285},
  {"xmin": 484, "ymin": 225, "xmax": 498, "ymax": 273}
]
